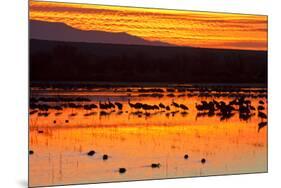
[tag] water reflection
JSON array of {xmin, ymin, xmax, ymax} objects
[{"xmin": 29, "ymin": 86, "xmax": 267, "ymax": 187}]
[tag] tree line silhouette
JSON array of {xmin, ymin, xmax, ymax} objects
[{"xmin": 30, "ymin": 39, "xmax": 267, "ymax": 84}]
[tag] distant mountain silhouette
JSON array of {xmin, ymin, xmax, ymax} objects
[{"xmin": 30, "ymin": 20, "xmax": 172, "ymax": 47}]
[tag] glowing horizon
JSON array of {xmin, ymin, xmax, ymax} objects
[{"xmin": 30, "ymin": 0, "xmax": 267, "ymax": 51}]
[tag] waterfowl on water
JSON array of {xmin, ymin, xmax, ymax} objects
[
  {"xmin": 114, "ymin": 102, "xmax": 123, "ymax": 110},
  {"xmin": 128, "ymin": 99, "xmax": 142, "ymax": 110},
  {"xmin": 184, "ymin": 154, "xmax": 189, "ymax": 159},
  {"xmin": 159, "ymin": 103, "xmax": 166, "ymax": 109},
  {"xmin": 259, "ymin": 100, "xmax": 265, "ymax": 105},
  {"xmin": 179, "ymin": 104, "xmax": 189, "ymax": 111},
  {"xmin": 153, "ymin": 105, "xmax": 160, "ymax": 110},
  {"xmin": 165, "ymin": 105, "xmax": 170, "ymax": 111},
  {"xmin": 107, "ymin": 99, "xmax": 115, "ymax": 109},
  {"xmin": 195, "ymin": 103, "xmax": 204, "ymax": 111},
  {"xmin": 99, "ymin": 101, "xmax": 108, "ymax": 110},
  {"xmin": 258, "ymin": 106, "xmax": 265, "ymax": 111},
  {"xmin": 258, "ymin": 121, "xmax": 267, "ymax": 132},
  {"xmin": 84, "ymin": 104, "xmax": 98, "ymax": 110},
  {"xmin": 102, "ymin": 154, "xmax": 108, "ymax": 160},
  {"xmin": 151, "ymin": 163, "xmax": 161, "ymax": 168},
  {"xmin": 119, "ymin": 168, "xmax": 126, "ymax": 173},
  {"xmin": 258, "ymin": 111, "xmax": 267, "ymax": 119},
  {"xmin": 171, "ymin": 100, "xmax": 180, "ymax": 108},
  {"xmin": 87, "ymin": 150, "xmax": 95, "ymax": 156},
  {"xmin": 29, "ymin": 150, "xmax": 34, "ymax": 155},
  {"xmin": 201, "ymin": 158, "xmax": 206, "ymax": 164}
]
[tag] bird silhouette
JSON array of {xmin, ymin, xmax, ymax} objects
[
  {"xmin": 119, "ymin": 168, "xmax": 126, "ymax": 173},
  {"xmin": 87, "ymin": 150, "xmax": 95, "ymax": 156},
  {"xmin": 151, "ymin": 163, "xmax": 161, "ymax": 168},
  {"xmin": 171, "ymin": 100, "xmax": 180, "ymax": 108},
  {"xmin": 179, "ymin": 104, "xmax": 189, "ymax": 111},
  {"xmin": 159, "ymin": 103, "xmax": 165, "ymax": 109},
  {"xmin": 258, "ymin": 111, "xmax": 267, "ymax": 119},
  {"xmin": 258, "ymin": 121, "xmax": 267, "ymax": 132},
  {"xmin": 258, "ymin": 106, "xmax": 265, "ymax": 111},
  {"xmin": 114, "ymin": 102, "xmax": 123, "ymax": 110}
]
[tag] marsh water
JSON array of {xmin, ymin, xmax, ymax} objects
[{"xmin": 29, "ymin": 84, "xmax": 267, "ymax": 187}]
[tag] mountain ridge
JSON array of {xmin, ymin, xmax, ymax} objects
[{"xmin": 29, "ymin": 20, "xmax": 173, "ymax": 47}]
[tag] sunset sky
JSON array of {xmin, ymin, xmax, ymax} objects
[{"xmin": 30, "ymin": 0, "xmax": 267, "ymax": 51}]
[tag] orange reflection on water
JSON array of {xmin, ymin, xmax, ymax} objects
[{"xmin": 29, "ymin": 89, "xmax": 267, "ymax": 187}]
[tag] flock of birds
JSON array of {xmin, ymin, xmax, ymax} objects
[
  {"xmin": 194, "ymin": 96, "xmax": 267, "ymax": 131},
  {"xmin": 126, "ymin": 95, "xmax": 268, "ymax": 126},
  {"xmin": 29, "ymin": 148, "xmax": 206, "ymax": 174},
  {"xmin": 84, "ymin": 150, "xmax": 206, "ymax": 174},
  {"xmin": 30, "ymin": 93, "xmax": 267, "ymax": 132},
  {"xmin": 29, "ymin": 87, "xmax": 267, "ymax": 176}
]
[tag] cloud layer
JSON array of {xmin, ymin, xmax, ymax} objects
[{"xmin": 30, "ymin": 1, "xmax": 267, "ymax": 51}]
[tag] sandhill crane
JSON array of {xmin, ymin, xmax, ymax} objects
[
  {"xmin": 258, "ymin": 106, "xmax": 265, "ymax": 111},
  {"xmin": 153, "ymin": 105, "xmax": 160, "ymax": 110},
  {"xmin": 166, "ymin": 106, "xmax": 170, "ymax": 111},
  {"xmin": 99, "ymin": 101, "xmax": 108, "ymax": 109},
  {"xmin": 258, "ymin": 111, "xmax": 267, "ymax": 119},
  {"xmin": 179, "ymin": 104, "xmax": 189, "ymax": 111},
  {"xmin": 171, "ymin": 100, "xmax": 179, "ymax": 108},
  {"xmin": 128, "ymin": 99, "xmax": 142, "ymax": 110},
  {"xmin": 239, "ymin": 105, "xmax": 251, "ymax": 114},
  {"xmin": 258, "ymin": 121, "xmax": 267, "ymax": 132},
  {"xmin": 128, "ymin": 99, "xmax": 134, "ymax": 108},
  {"xmin": 114, "ymin": 102, "xmax": 123, "ymax": 110},
  {"xmin": 107, "ymin": 99, "xmax": 115, "ymax": 109},
  {"xmin": 159, "ymin": 103, "xmax": 165, "ymax": 109},
  {"xmin": 195, "ymin": 103, "xmax": 204, "ymax": 111}
]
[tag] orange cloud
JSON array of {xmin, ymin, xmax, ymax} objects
[{"xmin": 29, "ymin": 1, "xmax": 267, "ymax": 51}]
